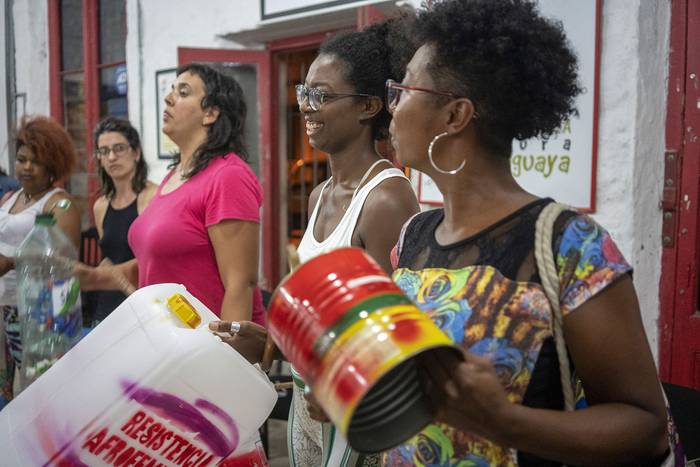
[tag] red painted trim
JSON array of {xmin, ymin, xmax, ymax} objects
[
  {"xmin": 268, "ymin": 55, "xmax": 281, "ymax": 287},
  {"xmin": 588, "ymin": 0, "xmax": 602, "ymax": 213},
  {"xmin": 356, "ymin": 5, "xmax": 385, "ymax": 30},
  {"xmin": 659, "ymin": 0, "xmax": 688, "ymax": 381},
  {"xmin": 59, "ymin": 69, "xmax": 84, "ymax": 76},
  {"xmin": 671, "ymin": 0, "xmax": 700, "ymax": 388},
  {"xmin": 267, "ymin": 31, "xmax": 334, "ymax": 52},
  {"xmin": 178, "ymin": 47, "xmax": 268, "ymax": 65},
  {"xmin": 48, "ymin": 0, "xmax": 62, "ymax": 121},
  {"xmin": 83, "ymin": 0, "xmax": 100, "ymax": 215},
  {"xmin": 177, "ymin": 47, "xmax": 279, "ymax": 288},
  {"xmin": 96, "ymin": 60, "xmax": 127, "ymax": 70},
  {"xmin": 267, "ymin": 36, "xmax": 328, "ymax": 285},
  {"xmin": 259, "ymin": 54, "xmax": 277, "ymax": 290}
]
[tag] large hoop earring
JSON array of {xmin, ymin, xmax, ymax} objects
[{"xmin": 428, "ymin": 132, "xmax": 465, "ymax": 175}]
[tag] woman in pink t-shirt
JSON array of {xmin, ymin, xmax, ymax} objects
[{"xmin": 77, "ymin": 64, "xmax": 265, "ymax": 325}]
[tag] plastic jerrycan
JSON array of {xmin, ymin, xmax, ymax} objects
[{"xmin": 0, "ymin": 283, "xmax": 277, "ymax": 466}]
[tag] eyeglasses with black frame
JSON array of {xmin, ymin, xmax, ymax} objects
[
  {"xmin": 385, "ymin": 79, "xmax": 466, "ymax": 115},
  {"xmin": 295, "ymin": 84, "xmax": 375, "ymax": 112},
  {"xmin": 94, "ymin": 143, "xmax": 131, "ymax": 159}
]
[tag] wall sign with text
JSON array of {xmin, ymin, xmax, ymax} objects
[
  {"xmin": 418, "ymin": 0, "xmax": 600, "ymax": 212},
  {"xmin": 155, "ymin": 68, "xmax": 179, "ymax": 159}
]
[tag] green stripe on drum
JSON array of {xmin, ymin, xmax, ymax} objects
[
  {"xmin": 312, "ymin": 293, "xmax": 411, "ymax": 358},
  {"xmin": 290, "ymin": 365, "xmax": 306, "ymax": 389}
]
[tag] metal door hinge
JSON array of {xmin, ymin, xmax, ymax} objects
[{"xmin": 661, "ymin": 150, "xmax": 679, "ymax": 248}]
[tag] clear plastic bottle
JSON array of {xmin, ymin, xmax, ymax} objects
[{"xmin": 15, "ymin": 213, "xmax": 82, "ymax": 392}]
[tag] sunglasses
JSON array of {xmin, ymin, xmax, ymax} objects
[
  {"xmin": 94, "ymin": 143, "xmax": 131, "ymax": 159},
  {"xmin": 385, "ymin": 79, "xmax": 466, "ymax": 115},
  {"xmin": 295, "ymin": 84, "xmax": 375, "ymax": 112}
]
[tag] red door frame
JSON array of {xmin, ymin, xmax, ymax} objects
[
  {"xmin": 83, "ymin": 0, "xmax": 100, "ymax": 201},
  {"xmin": 177, "ymin": 47, "xmax": 278, "ymax": 288},
  {"xmin": 48, "ymin": 0, "xmax": 117, "ymax": 221},
  {"xmin": 48, "ymin": 0, "xmax": 62, "ymax": 121},
  {"xmin": 659, "ymin": 0, "xmax": 700, "ymax": 388},
  {"xmin": 176, "ymin": 6, "xmax": 384, "ymax": 288}
]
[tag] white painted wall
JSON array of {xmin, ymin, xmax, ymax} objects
[
  {"xmin": 632, "ymin": 0, "xmax": 670, "ymax": 360},
  {"xmin": 126, "ymin": 0, "xmax": 260, "ymax": 183},
  {"xmin": 2, "ymin": 0, "xmax": 49, "ymax": 174},
  {"xmin": 13, "ymin": 0, "xmax": 49, "ymax": 117},
  {"xmin": 592, "ymin": 0, "xmax": 669, "ymax": 360},
  {"xmin": 0, "ymin": 0, "xmax": 9, "ymax": 173}
]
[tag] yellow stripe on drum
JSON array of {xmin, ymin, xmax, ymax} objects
[{"xmin": 313, "ymin": 305, "xmax": 454, "ymax": 433}]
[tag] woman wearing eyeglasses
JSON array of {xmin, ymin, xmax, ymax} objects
[
  {"xmin": 382, "ymin": 0, "xmax": 677, "ymax": 465},
  {"xmin": 288, "ymin": 20, "xmax": 420, "ymax": 467},
  {"xmin": 76, "ymin": 64, "xmax": 266, "ymax": 328},
  {"xmin": 89, "ymin": 117, "xmax": 157, "ymax": 326},
  {"xmin": 294, "ymin": 24, "xmax": 419, "ymax": 274},
  {"xmin": 0, "ymin": 115, "xmax": 81, "ymax": 406}
]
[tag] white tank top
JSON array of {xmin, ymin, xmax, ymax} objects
[
  {"xmin": 0, "ymin": 188, "xmax": 64, "ymax": 304},
  {"xmin": 297, "ymin": 161, "xmax": 408, "ymax": 264}
]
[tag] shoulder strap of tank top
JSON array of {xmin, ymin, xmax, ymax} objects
[
  {"xmin": 0, "ymin": 190, "xmax": 21, "ymax": 212},
  {"xmin": 340, "ymin": 164, "xmax": 408, "ymax": 239},
  {"xmin": 5, "ymin": 187, "xmax": 64, "ymax": 214},
  {"xmin": 35, "ymin": 187, "xmax": 65, "ymax": 212},
  {"xmin": 36, "ymin": 188, "xmax": 65, "ymax": 210},
  {"xmin": 351, "ymin": 159, "xmax": 393, "ymax": 200}
]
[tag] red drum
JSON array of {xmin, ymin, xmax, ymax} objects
[{"xmin": 267, "ymin": 247, "xmax": 459, "ymax": 453}]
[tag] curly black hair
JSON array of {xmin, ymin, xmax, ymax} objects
[
  {"xmin": 414, "ymin": 0, "xmax": 582, "ymax": 157},
  {"xmin": 319, "ymin": 17, "xmax": 416, "ymax": 141},
  {"xmin": 171, "ymin": 63, "xmax": 248, "ymax": 178},
  {"xmin": 93, "ymin": 117, "xmax": 148, "ymax": 199}
]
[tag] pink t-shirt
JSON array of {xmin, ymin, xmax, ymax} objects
[{"xmin": 128, "ymin": 153, "xmax": 265, "ymax": 325}]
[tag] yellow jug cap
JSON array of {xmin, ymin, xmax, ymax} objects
[{"xmin": 166, "ymin": 294, "xmax": 202, "ymax": 329}]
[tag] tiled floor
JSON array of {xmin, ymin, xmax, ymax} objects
[
  {"xmin": 267, "ymin": 362, "xmax": 291, "ymax": 466},
  {"xmin": 267, "ymin": 419, "xmax": 289, "ymax": 466}
]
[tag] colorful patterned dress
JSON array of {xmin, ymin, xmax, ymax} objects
[{"xmin": 384, "ymin": 199, "xmax": 634, "ymax": 466}]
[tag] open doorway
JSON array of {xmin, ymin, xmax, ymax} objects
[{"xmin": 276, "ymin": 49, "xmax": 329, "ymax": 250}]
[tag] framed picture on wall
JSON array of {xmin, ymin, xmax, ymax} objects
[
  {"xmin": 416, "ymin": 172, "xmax": 443, "ymax": 206},
  {"xmin": 155, "ymin": 68, "xmax": 178, "ymax": 159}
]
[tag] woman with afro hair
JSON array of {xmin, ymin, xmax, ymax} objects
[
  {"xmin": 0, "ymin": 116, "xmax": 81, "ymax": 405},
  {"xmin": 384, "ymin": 0, "xmax": 679, "ymax": 465}
]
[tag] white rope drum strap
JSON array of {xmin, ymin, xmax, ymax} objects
[{"xmin": 534, "ymin": 202, "xmax": 576, "ymax": 411}]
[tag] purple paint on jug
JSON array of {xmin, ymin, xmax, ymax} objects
[{"xmin": 121, "ymin": 380, "xmax": 238, "ymax": 456}]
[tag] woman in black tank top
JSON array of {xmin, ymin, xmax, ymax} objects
[
  {"xmin": 90, "ymin": 117, "xmax": 156, "ymax": 326},
  {"xmin": 93, "ymin": 199, "xmax": 139, "ymax": 322}
]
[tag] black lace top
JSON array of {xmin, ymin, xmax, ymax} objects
[{"xmin": 384, "ymin": 198, "xmax": 633, "ymax": 466}]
